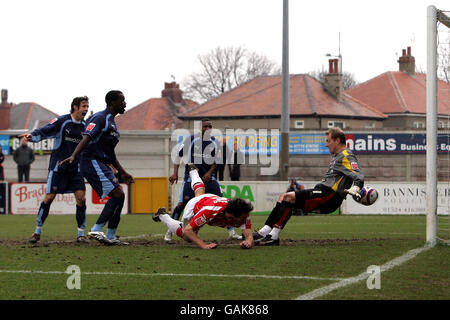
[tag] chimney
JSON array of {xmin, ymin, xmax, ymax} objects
[
  {"xmin": 398, "ymin": 46, "xmax": 415, "ymax": 75},
  {"xmin": 324, "ymin": 58, "xmax": 343, "ymax": 101},
  {"xmin": 161, "ymin": 82, "xmax": 183, "ymax": 104},
  {"xmin": 0, "ymin": 89, "xmax": 12, "ymax": 130}
]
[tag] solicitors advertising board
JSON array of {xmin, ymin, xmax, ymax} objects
[{"xmin": 344, "ymin": 182, "xmax": 450, "ymax": 215}]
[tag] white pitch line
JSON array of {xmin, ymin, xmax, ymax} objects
[
  {"xmin": 288, "ymin": 231, "xmax": 422, "ymax": 235},
  {"xmin": 0, "ymin": 269, "xmax": 343, "ymax": 282},
  {"xmin": 295, "ymin": 243, "xmax": 433, "ymax": 300}
]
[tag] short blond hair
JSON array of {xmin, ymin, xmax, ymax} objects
[{"xmin": 326, "ymin": 127, "xmax": 346, "ymax": 145}]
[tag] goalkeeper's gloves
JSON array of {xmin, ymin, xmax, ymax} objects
[{"xmin": 345, "ymin": 185, "xmax": 361, "ymax": 201}]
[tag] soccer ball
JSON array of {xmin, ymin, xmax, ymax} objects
[{"xmin": 358, "ymin": 186, "xmax": 378, "ymax": 206}]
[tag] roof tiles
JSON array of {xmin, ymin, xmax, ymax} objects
[{"xmin": 181, "ymin": 74, "xmax": 386, "ymax": 119}]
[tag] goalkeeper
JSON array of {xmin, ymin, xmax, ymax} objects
[{"xmin": 254, "ymin": 127, "xmax": 364, "ymax": 246}]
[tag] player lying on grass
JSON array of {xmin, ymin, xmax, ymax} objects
[
  {"xmin": 253, "ymin": 127, "xmax": 364, "ymax": 246},
  {"xmin": 153, "ymin": 164, "xmax": 254, "ymax": 249},
  {"xmin": 167, "ymin": 118, "xmax": 241, "ymax": 242}
]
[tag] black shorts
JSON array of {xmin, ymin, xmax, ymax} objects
[
  {"xmin": 81, "ymin": 157, "xmax": 120, "ymax": 199},
  {"xmin": 294, "ymin": 184, "xmax": 343, "ymax": 214},
  {"xmin": 46, "ymin": 168, "xmax": 86, "ymax": 194}
]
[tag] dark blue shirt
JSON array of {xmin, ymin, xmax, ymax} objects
[
  {"xmin": 31, "ymin": 114, "xmax": 85, "ymax": 171},
  {"xmin": 179, "ymin": 134, "xmax": 218, "ymax": 180},
  {"xmin": 82, "ymin": 108, "xmax": 119, "ymax": 164}
]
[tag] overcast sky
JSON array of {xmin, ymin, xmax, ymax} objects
[{"xmin": 1, "ymin": 0, "xmax": 449, "ymax": 116}]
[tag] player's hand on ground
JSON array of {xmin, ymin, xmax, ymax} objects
[
  {"xmin": 240, "ymin": 240, "xmax": 253, "ymax": 249},
  {"xmin": 169, "ymin": 173, "xmax": 178, "ymax": 184},
  {"xmin": 18, "ymin": 133, "xmax": 32, "ymax": 142},
  {"xmin": 59, "ymin": 156, "xmax": 74, "ymax": 166},
  {"xmin": 203, "ymin": 243, "xmax": 218, "ymax": 249}
]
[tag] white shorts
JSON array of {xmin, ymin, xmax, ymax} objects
[{"xmin": 181, "ymin": 193, "xmax": 214, "ymax": 229}]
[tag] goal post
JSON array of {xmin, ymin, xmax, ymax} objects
[{"xmin": 426, "ymin": 6, "xmax": 450, "ymax": 246}]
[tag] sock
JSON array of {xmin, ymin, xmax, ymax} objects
[
  {"xmin": 268, "ymin": 227, "xmax": 281, "ymax": 240},
  {"xmin": 258, "ymin": 225, "xmax": 272, "ymax": 236},
  {"xmin": 172, "ymin": 205, "xmax": 183, "ymax": 221},
  {"xmin": 35, "ymin": 201, "xmax": 51, "ymax": 234},
  {"xmin": 107, "ymin": 195, "xmax": 125, "ymax": 230},
  {"xmin": 106, "ymin": 228, "xmax": 117, "ymax": 240},
  {"xmin": 193, "ymin": 183, "xmax": 205, "ymax": 193},
  {"xmin": 160, "ymin": 214, "xmax": 183, "ymax": 234},
  {"xmin": 273, "ymin": 201, "xmax": 293, "ymax": 229},
  {"xmin": 189, "ymin": 169, "xmax": 204, "ymax": 191},
  {"xmin": 264, "ymin": 202, "xmax": 283, "ymax": 228},
  {"xmin": 76, "ymin": 205, "xmax": 86, "ymax": 235},
  {"xmin": 96, "ymin": 195, "xmax": 124, "ymax": 228},
  {"xmin": 175, "ymin": 226, "xmax": 183, "ymax": 238},
  {"xmin": 91, "ymin": 223, "xmax": 105, "ymax": 232}
]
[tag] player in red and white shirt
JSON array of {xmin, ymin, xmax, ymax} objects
[{"xmin": 153, "ymin": 164, "xmax": 254, "ymax": 249}]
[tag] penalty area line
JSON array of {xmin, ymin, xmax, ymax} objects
[
  {"xmin": 295, "ymin": 243, "xmax": 433, "ymax": 300},
  {"xmin": 0, "ymin": 269, "xmax": 343, "ymax": 282}
]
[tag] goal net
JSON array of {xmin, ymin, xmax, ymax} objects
[{"xmin": 427, "ymin": 6, "xmax": 450, "ymax": 246}]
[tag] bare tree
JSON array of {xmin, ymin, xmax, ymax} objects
[
  {"xmin": 308, "ymin": 69, "xmax": 359, "ymax": 90},
  {"xmin": 417, "ymin": 47, "xmax": 449, "ymax": 83},
  {"xmin": 182, "ymin": 46, "xmax": 280, "ymax": 102},
  {"xmin": 437, "ymin": 43, "xmax": 449, "ymax": 83}
]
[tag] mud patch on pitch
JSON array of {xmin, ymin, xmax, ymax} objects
[{"xmin": 0, "ymin": 236, "xmax": 419, "ymax": 248}]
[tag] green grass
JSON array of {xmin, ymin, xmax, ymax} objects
[{"xmin": 0, "ymin": 214, "xmax": 448, "ymax": 300}]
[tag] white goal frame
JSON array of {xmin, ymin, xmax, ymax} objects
[{"xmin": 426, "ymin": 5, "xmax": 450, "ymax": 246}]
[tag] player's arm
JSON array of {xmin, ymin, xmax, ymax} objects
[
  {"xmin": 343, "ymin": 154, "xmax": 364, "ymax": 186},
  {"xmin": 240, "ymin": 228, "xmax": 254, "ymax": 249},
  {"xmin": 60, "ymin": 116, "xmax": 104, "ymax": 167},
  {"xmin": 111, "ymin": 158, "xmax": 134, "ymax": 184},
  {"xmin": 182, "ymin": 224, "xmax": 217, "ymax": 249},
  {"xmin": 338, "ymin": 154, "xmax": 365, "ymax": 198},
  {"xmin": 202, "ymin": 163, "xmax": 216, "ymax": 183},
  {"xmin": 169, "ymin": 164, "xmax": 180, "ymax": 184},
  {"xmin": 170, "ymin": 137, "xmax": 189, "ymax": 184},
  {"xmin": 19, "ymin": 117, "xmax": 61, "ymax": 142},
  {"xmin": 59, "ymin": 135, "xmax": 91, "ymax": 166},
  {"xmin": 240, "ymin": 216, "xmax": 253, "ymax": 248}
]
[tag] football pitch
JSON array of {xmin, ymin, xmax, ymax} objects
[{"xmin": 0, "ymin": 214, "xmax": 448, "ymax": 301}]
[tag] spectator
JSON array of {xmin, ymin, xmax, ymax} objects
[
  {"xmin": 287, "ymin": 179, "xmax": 305, "ymax": 216},
  {"xmin": 13, "ymin": 138, "xmax": 34, "ymax": 182},
  {"xmin": 287, "ymin": 179, "xmax": 304, "ymax": 192}
]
